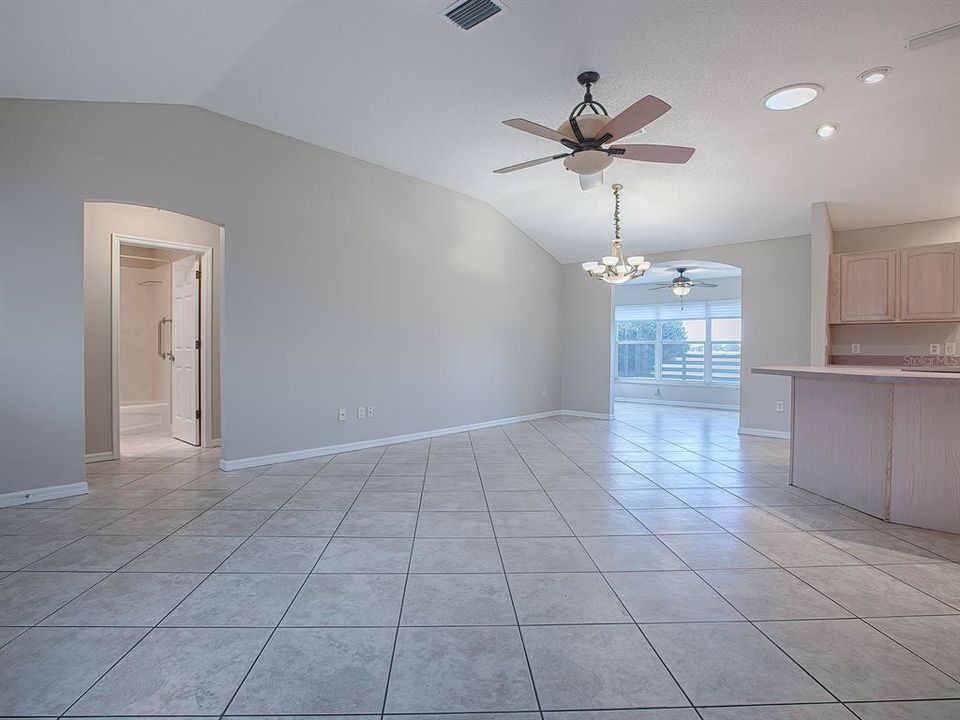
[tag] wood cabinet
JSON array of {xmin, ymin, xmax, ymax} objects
[
  {"xmin": 838, "ymin": 250, "xmax": 897, "ymax": 323},
  {"xmin": 899, "ymin": 243, "xmax": 960, "ymax": 321},
  {"xmin": 830, "ymin": 243, "xmax": 960, "ymax": 324}
]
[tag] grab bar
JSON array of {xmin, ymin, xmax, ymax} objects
[{"xmin": 157, "ymin": 317, "xmax": 173, "ymax": 361}]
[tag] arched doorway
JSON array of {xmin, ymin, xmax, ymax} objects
[{"xmin": 611, "ymin": 260, "xmax": 742, "ymax": 423}]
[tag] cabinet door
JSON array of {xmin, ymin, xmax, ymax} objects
[
  {"xmin": 899, "ymin": 243, "xmax": 960, "ymax": 321},
  {"xmin": 840, "ymin": 250, "xmax": 897, "ymax": 322}
]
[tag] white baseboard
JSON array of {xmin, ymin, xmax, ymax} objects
[
  {"xmin": 0, "ymin": 481, "xmax": 89, "ymax": 508},
  {"xmin": 739, "ymin": 426, "xmax": 791, "ymax": 440},
  {"xmin": 220, "ymin": 410, "xmax": 565, "ymax": 471},
  {"xmin": 85, "ymin": 451, "xmax": 118, "ymax": 463},
  {"xmin": 558, "ymin": 409, "xmax": 615, "ymax": 420},
  {"xmin": 615, "ymin": 397, "xmax": 740, "ymax": 412}
]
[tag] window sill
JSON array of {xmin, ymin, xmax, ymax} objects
[{"xmin": 616, "ymin": 378, "xmax": 741, "ymax": 389}]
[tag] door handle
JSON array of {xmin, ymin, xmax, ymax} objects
[{"xmin": 158, "ymin": 317, "xmax": 173, "ymax": 361}]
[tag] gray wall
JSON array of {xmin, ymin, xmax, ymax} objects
[
  {"xmin": 560, "ymin": 265, "xmax": 614, "ymax": 416},
  {"xmin": 614, "ymin": 276, "xmax": 742, "ymax": 408},
  {"xmin": 0, "ymin": 99, "xmax": 561, "ymax": 494},
  {"xmin": 85, "ymin": 202, "xmax": 223, "ymax": 454}
]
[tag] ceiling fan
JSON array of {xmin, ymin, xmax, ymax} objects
[
  {"xmin": 494, "ymin": 71, "xmax": 695, "ymax": 191},
  {"xmin": 649, "ymin": 268, "xmax": 718, "ymax": 297}
]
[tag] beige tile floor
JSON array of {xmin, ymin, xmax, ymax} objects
[{"xmin": 1, "ymin": 404, "xmax": 959, "ymax": 719}]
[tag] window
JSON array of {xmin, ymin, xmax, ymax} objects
[{"xmin": 615, "ymin": 300, "xmax": 741, "ymax": 385}]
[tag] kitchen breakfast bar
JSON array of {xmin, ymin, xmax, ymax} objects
[{"xmin": 753, "ymin": 366, "xmax": 960, "ymax": 534}]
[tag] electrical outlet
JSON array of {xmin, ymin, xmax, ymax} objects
[
  {"xmin": 338, "ymin": 408, "xmax": 347, "ymax": 422},
  {"xmin": 930, "ymin": 343, "xmax": 942, "ymax": 356},
  {"xmin": 367, "ymin": 406, "xmax": 374, "ymax": 418},
  {"xmin": 776, "ymin": 400, "xmax": 785, "ymax": 412},
  {"xmin": 357, "ymin": 406, "xmax": 366, "ymax": 419},
  {"xmin": 541, "ymin": 388, "xmax": 547, "ymax": 398},
  {"xmin": 851, "ymin": 343, "xmax": 861, "ymax": 355},
  {"xmin": 945, "ymin": 342, "xmax": 958, "ymax": 356}
]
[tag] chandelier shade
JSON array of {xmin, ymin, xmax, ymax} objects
[{"xmin": 581, "ymin": 184, "xmax": 651, "ymax": 284}]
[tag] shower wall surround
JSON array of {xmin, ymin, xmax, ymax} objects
[{"xmin": 119, "ymin": 259, "xmax": 171, "ymax": 406}]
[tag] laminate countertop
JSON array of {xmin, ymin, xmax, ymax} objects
[{"xmin": 753, "ymin": 365, "xmax": 960, "ymax": 384}]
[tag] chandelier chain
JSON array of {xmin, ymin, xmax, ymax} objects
[
  {"xmin": 613, "ymin": 183, "xmax": 622, "ymax": 242},
  {"xmin": 580, "ymin": 183, "xmax": 649, "ymax": 284}
]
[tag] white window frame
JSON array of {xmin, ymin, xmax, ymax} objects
[{"xmin": 615, "ymin": 300, "xmax": 741, "ymax": 387}]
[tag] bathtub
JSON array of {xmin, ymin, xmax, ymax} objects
[{"xmin": 119, "ymin": 401, "xmax": 171, "ymax": 434}]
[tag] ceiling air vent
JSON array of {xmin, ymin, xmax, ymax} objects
[{"xmin": 443, "ymin": 0, "xmax": 504, "ymax": 31}]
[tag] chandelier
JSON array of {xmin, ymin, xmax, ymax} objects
[{"xmin": 581, "ymin": 184, "xmax": 651, "ymax": 284}]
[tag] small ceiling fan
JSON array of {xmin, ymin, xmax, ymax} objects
[
  {"xmin": 494, "ymin": 71, "xmax": 695, "ymax": 191},
  {"xmin": 649, "ymin": 268, "xmax": 717, "ymax": 297}
]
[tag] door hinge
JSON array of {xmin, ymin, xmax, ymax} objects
[
  {"xmin": 195, "ymin": 339, "xmax": 201, "ymax": 350},
  {"xmin": 195, "ymin": 410, "xmax": 201, "ymax": 420},
  {"xmin": 195, "ymin": 269, "xmax": 201, "ymax": 280}
]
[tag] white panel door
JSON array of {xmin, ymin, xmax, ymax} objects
[{"xmin": 171, "ymin": 255, "xmax": 200, "ymax": 445}]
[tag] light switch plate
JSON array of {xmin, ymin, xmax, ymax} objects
[
  {"xmin": 945, "ymin": 342, "xmax": 958, "ymax": 356},
  {"xmin": 357, "ymin": 406, "xmax": 366, "ymax": 419}
]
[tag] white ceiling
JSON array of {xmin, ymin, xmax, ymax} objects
[{"xmin": 2, "ymin": 0, "xmax": 959, "ymax": 262}]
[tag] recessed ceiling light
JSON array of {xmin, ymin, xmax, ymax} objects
[
  {"xmin": 763, "ymin": 83, "xmax": 823, "ymax": 110},
  {"xmin": 859, "ymin": 66, "xmax": 891, "ymax": 84},
  {"xmin": 815, "ymin": 123, "xmax": 840, "ymax": 138}
]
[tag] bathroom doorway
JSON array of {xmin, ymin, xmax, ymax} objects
[
  {"xmin": 83, "ymin": 201, "xmax": 223, "ymax": 463},
  {"xmin": 114, "ymin": 235, "xmax": 211, "ymax": 453}
]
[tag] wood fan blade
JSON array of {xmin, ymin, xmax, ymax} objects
[
  {"xmin": 601, "ymin": 95, "xmax": 671, "ymax": 142},
  {"xmin": 503, "ymin": 118, "xmax": 568, "ymax": 143},
  {"xmin": 611, "ymin": 144, "xmax": 696, "ymax": 164},
  {"xmin": 579, "ymin": 172, "xmax": 603, "ymax": 191},
  {"xmin": 493, "ymin": 154, "xmax": 568, "ymax": 174}
]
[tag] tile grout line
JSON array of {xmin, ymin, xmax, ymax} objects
[
  {"xmin": 55, "ymin": 451, "xmax": 335, "ymax": 720},
  {"xmin": 4, "ymin": 410, "xmax": 960, "ymax": 715},
  {"xmin": 469, "ymin": 427, "xmax": 546, "ymax": 720},
  {"xmin": 514, "ymin": 418, "xmax": 703, "ymax": 716},
  {"xmin": 214, "ymin": 443, "xmax": 390, "ymax": 720},
  {"xmin": 378, "ymin": 437, "xmax": 430, "ymax": 719},
  {"xmin": 542, "ymin": 417, "xmax": 852, "ymax": 707}
]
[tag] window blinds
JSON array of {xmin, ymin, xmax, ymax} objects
[{"xmin": 615, "ymin": 299, "xmax": 741, "ymax": 322}]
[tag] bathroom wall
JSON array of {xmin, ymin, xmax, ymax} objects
[
  {"xmin": 830, "ymin": 217, "xmax": 960, "ymax": 365},
  {"xmin": 118, "ymin": 253, "xmax": 171, "ymax": 405}
]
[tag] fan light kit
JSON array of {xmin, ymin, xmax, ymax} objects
[
  {"xmin": 581, "ymin": 184, "xmax": 651, "ymax": 284},
  {"xmin": 859, "ymin": 66, "xmax": 891, "ymax": 84},
  {"xmin": 494, "ymin": 71, "xmax": 695, "ymax": 191},
  {"xmin": 648, "ymin": 267, "xmax": 719, "ymax": 298},
  {"xmin": 815, "ymin": 123, "xmax": 840, "ymax": 138},
  {"xmin": 763, "ymin": 83, "xmax": 822, "ymax": 110}
]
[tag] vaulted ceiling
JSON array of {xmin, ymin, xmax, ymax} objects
[{"xmin": 2, "ymin": 0, "xmax": 959, "ymax": 262}]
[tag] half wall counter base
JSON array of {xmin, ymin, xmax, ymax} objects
[{"xmin": 754, "ymin": 366, "xmax": 960, "ymax": 534}]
